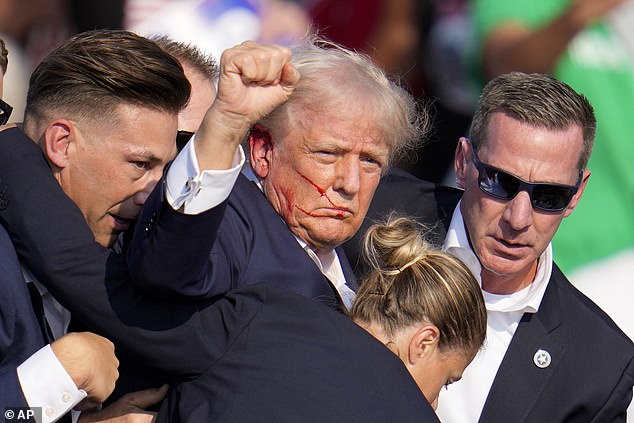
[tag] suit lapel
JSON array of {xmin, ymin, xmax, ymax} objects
[{"xmin": 479, "ymin": 275, "xmax": 563, "ymax": 423}]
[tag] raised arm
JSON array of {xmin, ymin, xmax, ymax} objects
[
  {"xmin": 126, "ymin": 42, "xmax": 299, "ymax": 299},
  {"xmin": 479, "ymin": 0, "xmax": 624, "ymax": 78}
]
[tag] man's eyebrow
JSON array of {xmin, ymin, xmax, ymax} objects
[{"xmin": 125, "ymin": 146, "xmax": 164, "ymax": 162}]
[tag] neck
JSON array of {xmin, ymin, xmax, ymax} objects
[{"xmin": 481, "ymin": 260, "xmax": 538, "ymax": 294}]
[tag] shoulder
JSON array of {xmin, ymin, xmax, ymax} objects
[{"xmin": 551, "ymin": 265, "xmax": 633, "ymax": 348}]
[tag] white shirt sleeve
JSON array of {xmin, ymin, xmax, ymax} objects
[
  {"xmin": 17, "ymin": 344, "xmax": 87, "ymax": 423},
  {"xmin": 165, "ymin": 135, "xmax": 246, "ymax": 215}
]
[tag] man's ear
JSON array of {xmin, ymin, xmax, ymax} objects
[
  {"xmin": 408, "ymin": 324, "xmax": 440, "ymax": 365},
  {"xmin": 43, "ymin": 119, "xmax": 74, "ymax": 169},
  {"xmin": 563, "ymin": 169, "xmax": 591, "ymax": 218},
  {"xmin": 454, "ymin": 137, "xmax": 469, "ymax": 189},
  {"xmin": 249, "ymin": 123, "xmax": 274, "ymax": 179}
]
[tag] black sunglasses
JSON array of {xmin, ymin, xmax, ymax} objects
[
  {"xmin": 468, "ymin": 141, "xmax": 582, "ymax": 212},
  {"xmin": 176, "ymin": 130, "xmax": 194, "ymax": 152},
  {"xmin": 0, "ymin": 98, "xmax": 13, "ymax": 125}
]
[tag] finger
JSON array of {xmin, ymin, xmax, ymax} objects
[
  {"xmin": 227, "ymin": 44, "xmax": 292, "ymax": 86},
  {"xmin": 262, "ymin": 46, "xmax": 293, "ymax": 85},
  {"xmin": 280, "ymin": 63, "xmax": 300, "ymax": 90},
  {"xmin": 126, "ymin": 384, "xmax": 169, "ymax": 409}
]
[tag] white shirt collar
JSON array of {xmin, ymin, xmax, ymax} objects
[{"xmin": 443, "ymin": 201, "xmax": 552, "ymax": 314}]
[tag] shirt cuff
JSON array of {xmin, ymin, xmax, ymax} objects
[
  {"xmin": 165, "ymin": 134, "xmax": 245, "ymax": 215},
  {"xmin": 17, "ymin": 345, "xmax": 87, "ymax": 423}
]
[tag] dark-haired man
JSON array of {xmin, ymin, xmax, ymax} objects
[{"xmin": 0, "ymin": 29, "xmax": 190, "ymax": 421}]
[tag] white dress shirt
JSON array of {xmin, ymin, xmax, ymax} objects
[{"xmin": 435, "ymin": 202, "xmax": 552, "ymax": 422}]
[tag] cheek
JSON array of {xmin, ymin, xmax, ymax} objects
[{"xmin": 533, "ymin": 216, "xmax": 563, "ymax": 244}]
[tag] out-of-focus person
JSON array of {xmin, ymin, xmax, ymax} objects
[
  {"xmin": 126, "ymin": 0, "xmax": 310, "ymax": 61},
  {"xmin": 152, "ymin": 36, "xmax": 218, "ymax": 149},
  {"xmin": 309, "ymin": 0, "xmax": 418, "ymax": 76}
]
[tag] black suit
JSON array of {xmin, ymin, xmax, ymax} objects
[
  {"xmin": 345, "ymin": 168, "xmax": 634, "ymax": 422},
  {"xmin": 0, "ymin": 128, "xmax": 439, "ymax": 422},
  {"xmin": 155, "ymin": 284, "xmax": 439, "ymax": 423}
]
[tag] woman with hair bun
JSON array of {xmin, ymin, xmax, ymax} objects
[{"xmin": 351, "ymin": 215, "xmax": 487, "ymax": 409}]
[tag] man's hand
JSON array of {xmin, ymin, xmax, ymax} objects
[
  {"xmin": 565, "ymin": 0, "xmax": 625, "ymax": 31},
  {"xmin": 195, "ymin": 41, "xmax": 300, "ymax": 171},
  {"xmin": 78, "ymin": 385, "xmax": 168, "ymax": 423},
  {"xmin": 50, "ymin": 332, "xmax": 119, "ymax": 408}
]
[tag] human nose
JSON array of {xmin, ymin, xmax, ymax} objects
[
  {"xmin": 501, "ymin": 190, "xmax": 533, "ymax": 231},
  {"xmin": 133, "ymin": 168, "xmax": 163, "ymax": 206},
  {"xmin": 333, "ymin": 156, "xmax": 361, "ymax": 196}
]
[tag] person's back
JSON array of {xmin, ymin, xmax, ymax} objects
[{"xmin": 156, "ymin": 284, "xmax": 439, "ymax": 423}]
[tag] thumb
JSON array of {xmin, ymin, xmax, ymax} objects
[
  {"xmin": 280, "ymin": 63, "xmax": 300, "ymax": 92},
  {"xmin": 127, "ymin": 384, "xmax": 169, "ymax": 409}
]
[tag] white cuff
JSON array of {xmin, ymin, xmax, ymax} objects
[
  {"xmin": 166, "ymin": 134, "xmax": 245, "ymax": 215},
  {"xmin": 17, "ymin": 345, "xmax": 87, "ymax": 423}
]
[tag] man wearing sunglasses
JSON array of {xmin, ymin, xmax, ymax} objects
[{"xmin": 347, "ymin": 72, "xmax": 634, "ymax": 422}]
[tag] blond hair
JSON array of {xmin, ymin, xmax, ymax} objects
[{"xmin": 350, "ymin": 216, "xmax": 486, "ymax": 353}]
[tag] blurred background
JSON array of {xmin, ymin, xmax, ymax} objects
[{"xmin": 1, "ymin": 1, "xmax": 633, "ymax": 370}]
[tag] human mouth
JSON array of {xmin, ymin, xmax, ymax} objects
[
  {"xmin": 494, "ymin": 237, "xmax": 530, "ymax": 255},
  {"xmin": 296, "ymin": 206, "xmax": 352, "ymax": 218},
  {"xmin": 109, "ymin": 213, "xmax": 134, "ymax": 231}
]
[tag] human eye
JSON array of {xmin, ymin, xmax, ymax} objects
[
  {"xmin": 315, "ymin": 149, "xmax": 336, "ymax": 157},
  {"xmin": 360, "ymin": 154, "xmax": 384, "ymax": 171},
  {"xmin": 311, "ymin": 148, "xmax": 338, "ymax": 163},
  {"xmin": 131, "ymin": 161, "xmax": 150, "ymax": 170}
]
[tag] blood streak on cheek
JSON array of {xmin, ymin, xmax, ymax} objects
[
  {"xmin": 298, "ymin": 173, "xmax": 347, "ymax": 214},
  {"xmin": 295, "ymin": 205, "xmax": 324, "ymax": 217}
]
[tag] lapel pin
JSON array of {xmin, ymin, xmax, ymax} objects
[{"xmin": 533, "ymin": 349, "xmax": 551, "ymax": 369}]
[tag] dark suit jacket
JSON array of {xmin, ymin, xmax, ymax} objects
[
  {"xmin": 127, "ymin": 173, "xmax": 356, "ymax": 308},
  {"xmin": 0, "ymin": 128, "xmax": 438, "ymax": 423},
  {"xmin": 154, "ymin": 284, "xmax": 439, "ymax": 423},
  {"xmin": 347, "ymin": 168, "xmax": 634, "ymax": 422},
  {"xmin": 0, "ymin": 224, "xmax": 43, "ymax": 410}
]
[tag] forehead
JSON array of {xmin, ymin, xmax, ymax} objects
[
  {"xmin": 479, "ymin": 113, "xmax": 583, "ymax": 184},
  {"xmin": 85, "ymin": 103, "xmax": 178, "ymax": 155},
  {"xmin": 283, "ymin": 107, "xmax": 391, "ymax": 154}
]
